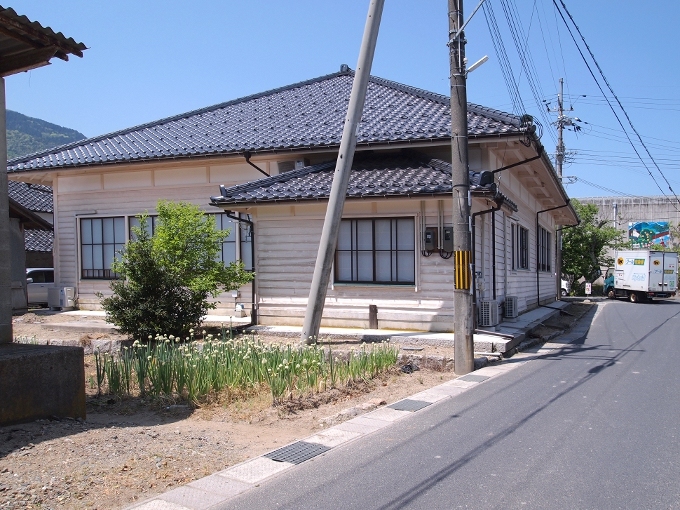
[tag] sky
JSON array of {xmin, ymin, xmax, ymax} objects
[{"xmin": 6, "ymin": 0, "xmax": 680, "ymax": 199}]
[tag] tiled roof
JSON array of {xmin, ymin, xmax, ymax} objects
[
  {"xmin": 8, "ymin": 67, "xmax": 522, "ymax": 173},
  {"xmin": 209, "ymin": 152, "xmax": 517, "ymax": 211},
  {"xmin": 0, "ymin": 6, "xmax": 86, "ymax": 61},
  {"xmin": 24, "ymin": 229, "xmax": 53, "ymax": 252},
  {"xmin": 7, "ymin": 180, "xmax": 53, "ymax": 213}
]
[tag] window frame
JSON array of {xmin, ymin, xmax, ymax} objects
[
  {"xmin": 334, "ymin": 217, "xmax": 416, "ymax": 286},
  {"xmin": 80, "ymin": 216, "xmax": 126, "ymax": 280},
  {"xmin": 79, "ymin": 212, "xmax": 254, "ymax": 281},
  {"xmin": 512, "ymin": 223, "xmax": 530, "ymax": 271},
  {"xmin": 538, "ymin": 225, "xmax": 552, "ymax": 273}
]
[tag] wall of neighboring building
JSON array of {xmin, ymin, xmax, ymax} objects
[
  {"xmin": 10, "ymin": 218, "xmax": 27, "ymax": 313},
  {"xmin": 579, "ymin": 196, "xmax": 680, "ymax": 243}
]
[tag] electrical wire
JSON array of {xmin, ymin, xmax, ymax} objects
[
  {"xmin": 482, "ymin": 2, "xmax": 526, "ymax": 116},
  {"xmin": 553, "ymin": 0, "xmax": 680, "ymax": 211}
]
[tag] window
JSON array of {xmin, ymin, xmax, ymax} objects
[
  {"xmin": 335, "ymin": 218, "xmax": 415, "ymax": 284},
  {"xmin": 80, "ymin": 212, "xmax": 253, "ymax": 280},
  {"xmin": 512, "ymin": 224, "xmax": 529, "ymax": 270},
  {"xmin": 128, "ymin": 215, "xmax": 159, "ymax": 239},
  {"xmin": 538, "ymin": 226, "xmax": 552, "ymax": 272},
  {"xmin": 214, "ymin": 213, "xmax": 253, "ymax": 271},
  {"xmin": 81, "ymin": 217, "xmax": 125, "ymax": 279}
]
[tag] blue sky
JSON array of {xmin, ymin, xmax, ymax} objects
[{"xmin": 6, "ymin": 0, "xmax": 680, "ymax": 199}]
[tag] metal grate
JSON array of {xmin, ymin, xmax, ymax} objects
[
  {"xmin": 264, "ymin": 441, "xmax": 330, "ymax": 464},
  {"xmin": 458, "ymin": 374, "xmax": 490, "ymax": 383},
  {"xmin": 388, "ymin": 399, "xmax": 432, "ymax": 412}
]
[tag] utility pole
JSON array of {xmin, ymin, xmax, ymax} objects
[
  {"xmin": 555, "ymin": 78, "xmax": 565, "ymax": 301},
  {"xmin": 551, "ymin": 78, "xmax": 580, "ymax": 300},
  {"xmin": 300, "ymin": 0, "xmax": 384, "ymax": 345},
  {"xmin": 449, "ymin": 0, "xmax": 474, "ymax": 375}
]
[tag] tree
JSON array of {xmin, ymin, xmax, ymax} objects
[
  {"xmin": 562, "ymin": 199, "xmax": 622, "ymax": 287},
  {"xmin": 100, "ymin": 200, "xmax": 254, "ymax": 339}
]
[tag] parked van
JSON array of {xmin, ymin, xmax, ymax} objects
[{"xmin": 26, "ymin": 268, "xmax": 54, "ymax": 305}]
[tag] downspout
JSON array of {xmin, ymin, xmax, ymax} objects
[
  {"xmin": 492, "ymin": 211, "xmax": 496, "ymax": 300},
  {"xmin": 471, "ymin": 201, "xmax": 503, "ymax": 322},
  {"xmin": 243, "ymin": 151, "xmax": 269, "ymax": 177},
  {"xmin": 224, "ymin": 211, "xmax": 257, "ymax": 326},
  {"xmin": 536, "ymin": 201, "xmax": 570, "ymax": 309}
]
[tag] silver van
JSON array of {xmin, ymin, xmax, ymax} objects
[{"xmin": 26, "ymin": 268, "xmax": 54, "ymax": 305}]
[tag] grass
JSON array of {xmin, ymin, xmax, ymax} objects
[{"xmin": 93, "ymin": 331, "xmax": 399, "ymax": 406}]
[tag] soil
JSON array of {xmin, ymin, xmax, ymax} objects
[{"xmin": 1, "ymin": 303, "xmax": 593, "ymax": 509}]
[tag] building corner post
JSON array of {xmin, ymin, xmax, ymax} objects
[{"xmin": 0, "ymin": 77, "xmax": 13, "ymax": 343}]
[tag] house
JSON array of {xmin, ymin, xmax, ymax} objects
[
  {"xmin": 8, "ymin": 66, "xmax": 577, "ymax": 328},
  {"xmin": 7, "ymin": 193, "xmax": 53, "ymax": 312},
  {"xmin": 7, "ymin": 180, "xmax": 54, "ymax": 268}
]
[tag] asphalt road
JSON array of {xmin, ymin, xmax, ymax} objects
[{"xmin": 217, "ymin": 300, "xmax": 680, "ymax": 509}]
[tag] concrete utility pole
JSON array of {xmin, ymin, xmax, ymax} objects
[
  {"xmin": 300, "ymin": 0, "xmax": 384, "ymax": 345},
  {"xmin": 555, "ymin": 78, "xmax": 565, "ymax": 300},
  {"xmin": 449, "ymin": 0, "xmax": 474, "ymax": 375},
  {"xmin": 552, "ymin": 77, "xmax": 580, "ymax": 299}
]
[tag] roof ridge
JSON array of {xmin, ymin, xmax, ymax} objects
[
  {"xmin": 214, "ymin": 160, "xmax": 336, "ymax": 197},
  {"xmin": 8, "ymin": 69, "xmax": 351, "ymax": 165},
  {"xmin": 467, "ymin": 103, "xmax": 521, "ymax": 126}
]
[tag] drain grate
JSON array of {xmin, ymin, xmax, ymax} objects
[
  {"xmin": 388, "ymin": 399, "xmax": 432, "ymax": 412},
  {"xmin": 458, "ymin": 374, "xmax": 490, "ymax": 383},
  {"xmin": 264, "ymin": 441, "xmax": 330, "ymax": 464}
]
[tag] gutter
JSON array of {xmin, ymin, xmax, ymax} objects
[{"xmin": 223, "ymin": 211, "xmax": 257, "ymax": 327}]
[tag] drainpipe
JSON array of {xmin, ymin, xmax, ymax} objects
[
  {"xmin": 243, "ymin": 151, "xmax": 269, "ymax": 177},
  {"xmin": 536, "ymin": 201, "xmax": 570, "ymax": 308},
  {"xmin": 490, "ymin": 155, "xmax": 542, "ymax": 175},
  {"xmin": 224, "ymin": 211, "xmax": 257, "ymax": 326},
  {"xmin": 471, "ymin": 200, "xmax": 503, "ymax": 324},
  {"xmin": 492, "ymin": 211, "xmax": 496, "ymax": 300}
]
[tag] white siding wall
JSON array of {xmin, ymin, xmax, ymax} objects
[{"xmin": 53, "ymin": 160, "xmax": 263, "ymax": 313}]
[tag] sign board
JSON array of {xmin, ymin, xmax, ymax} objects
[{"xmin": 585, "ymin": 283, "xmax": 592, "ymax": 295}]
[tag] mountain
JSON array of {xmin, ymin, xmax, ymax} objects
[{"xmin": 7, "ymin": 110, "xmax": 86, "ymax": 160}]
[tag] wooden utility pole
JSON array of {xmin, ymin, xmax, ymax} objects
[
  {"xmin": 449, "ymin": 0, "xmax": 474, "ymax": 374},
  {"xmin": 300, "ymin": 0, "xmax": 385, "ymax": 344}
]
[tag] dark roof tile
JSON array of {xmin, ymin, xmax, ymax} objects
[
  {"xmin": 210, "ymin": 152, "xmax": 517, "ymax": 211},
  {"xmin": 7, "ymin": 180, "xmax": 53, "ymax": 212},
  {"xmin": 9, "ymin": 69, "xmax": 522, "ymax": 173},
  {"xmin": 24, "ymin": 229, "xmax": 53, "ymax": 252}
]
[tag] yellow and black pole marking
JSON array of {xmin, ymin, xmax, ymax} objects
[{"xmin": 455, "ymin": 250, "xmax": 471, "ymax": 290}]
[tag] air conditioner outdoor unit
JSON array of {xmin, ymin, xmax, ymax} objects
[
  {"xmin": 47, "ymin": 286, "xmax": 76, "ymax": 311},
  {"xmin": 504, "ymin": 296, "xmax": 519, "ymax": 319},
  {"xmin": 479, "ymin": 299, "xmax": 500, "ymax": 327}
]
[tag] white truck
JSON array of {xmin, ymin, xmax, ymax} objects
[{"xmin": 603, "ymin": 250, "xmax": 678, "ymax": 303}]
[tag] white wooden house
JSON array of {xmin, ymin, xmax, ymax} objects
[{"xmin": 8, "ymin": 66, "xmax": 577, "ymax": 328}]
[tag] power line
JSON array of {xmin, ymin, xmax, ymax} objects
[{"xmin": 553, "ymin": 0, "xmax": 680, "ymax": 211}]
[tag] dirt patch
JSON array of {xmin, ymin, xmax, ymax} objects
[
  {"xmin": 1, "ymin": 350, "xmax": 453, "ymax": 509},
  {"xmin": 2, "ymin": 304, "xmax": 594, "ymax": 509}
]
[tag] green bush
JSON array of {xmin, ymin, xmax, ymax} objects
[{"xmin": 100, "ymin": 201, "xmax": 253, "ymax": 339}]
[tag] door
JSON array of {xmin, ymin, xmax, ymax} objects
[
  {"xmin": 664, "ymin": 254, "xmax": 677, "ymax": 292},
  {"xmin": 649, "ymin": 253, "xmax": 665, "ymax": 291}
]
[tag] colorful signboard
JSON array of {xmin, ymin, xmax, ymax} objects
[{"xmin": 628, "ymin": 221, "xmax": 670, "ymax": 248}]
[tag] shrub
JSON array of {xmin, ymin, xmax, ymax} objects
[{"xmin": 100, "ymin": 201, "xmax": 253, "ymax": 339}]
